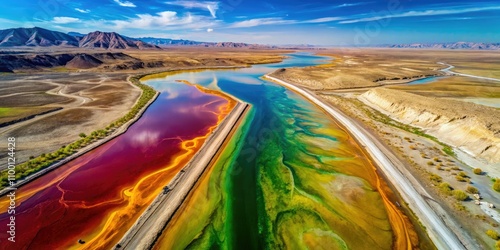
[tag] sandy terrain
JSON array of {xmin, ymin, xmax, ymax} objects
[
  {"xmin": 359, "ymin": 88, "xmax": 500, "ymax": 165},
  {"xmin": 0, "ymin": 73, "xmax": 141, "ymax": 169}
]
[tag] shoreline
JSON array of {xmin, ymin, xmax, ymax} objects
[
  {"xmin": 0, "ymin": 63, "xmax": 274, "ymax": 196},
  {"xmin": 264, "ymin": 74, "xmax": 471, "ymax": 250},
  {"xmin": 116, "ymin": 102, "xmax": 250, "ymax": 250},
  {"xmin": 0, "ymin": 76, "xmax": 159, "ymax": 196}
]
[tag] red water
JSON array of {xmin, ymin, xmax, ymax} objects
[{"xmin": 0, "ymin": 82, "xmax": 233, "ymax": 249}]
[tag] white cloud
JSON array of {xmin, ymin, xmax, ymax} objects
[
  {"xmin": 207, "ymin": 28, "xmax": 213, "ymax": 32},
  {"xmin": 52, "ymin": 17, "xmax": 81, "ymax": 24},
  {"xmin": 112, "ymin": 11, "xmax": 216, "ymax": 30},
  {"xmin": 113, "ymin": 0, "xmax": 136, "ymax": 8},
  {"xmin": 229, "ymin": 17, "xmax": 295, "ymax": 28},
  {"xmin": 165, "ymin": 1, "xmax": 219, "ymax": 18},
  {"xmin": 303, "ymin": 17, "xmax": 344, "ymax": 23},
  {"xmin": 339, "ymin": 6, "xmax": 500, "ymax": 24},
  {"xmin": 75, "ymin": 8, "xmax": 90, "ymax": 13},
  {"xmin": 228, "ymin": 16, "xmax": 345, "ymax": 28}
]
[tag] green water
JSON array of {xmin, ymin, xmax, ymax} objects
[{"xmin": 149, "ymin": 53, "xmax": 409, "ymax": 249}]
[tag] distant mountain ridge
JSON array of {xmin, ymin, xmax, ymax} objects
[
  {"xmin": 0, "ymin": 27, "xmax": 79, "ymax": 47},
  {"xmin": 383, "ymin": 42, "xmax": 500, "ymax": 50},
  {"xmin": 137, "ymin": 37, "xmax": 206, "ymax": 46},
  {"xmin": 79, "ymin": 31, "xmax": 159, "ymax": 50},
  {"xmin": 0, "ymin": 27, "xmax": 158, "ymax": 50},
  {"xmin": 0, "ymin": 27, "xmax": 271, "ymax": 49}
]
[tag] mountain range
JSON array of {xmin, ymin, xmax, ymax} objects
[
  {"xmin": 0, "ymin": 27, "xmax": 269, "ymax": 50},
  {"xmin": 382, "ymin": 42, "xmax": 500, "ymax": 50},
  {"xmin": 1, "ymin": 27, "xmax": 498, "ymax": 50},
  {"xmin": 0, "ymin": 27, "xmax": 159, "ymax": 50}
]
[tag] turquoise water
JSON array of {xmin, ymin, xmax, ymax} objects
[
  {"xmin": 146, "ymin": 53, "xmax": 331, "ymax": 248},
  {"xmin": 407, "ymin": 76, "xmax": 443, "ymax": 85}
]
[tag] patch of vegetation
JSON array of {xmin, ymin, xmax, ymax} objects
[
  {"xmin": 439, "ymin": 182, "xmax": 453, "ymax": 195},
  {"xmin": 473, "ymin": 168, "xmax": 483, "ymax": 175},
  {"xmin": 493, "ymin": 179, "xmax": 500, "ymax": 193},
  {"xmin": 452, "ymin": 190, "xmax": 468, "ymax": 201},
  {"xmin": 429, "ymin": 173, "xmax": 442, "ymax": 183},
  {"xmin": 466, "ymin": 185, "xmax": 479, "ymax": 194},
  {"xmin": 454, "ymin": 202, "xmax": 467, "ymax": 212},
  {"xmin": 0, "ymin": 75, "xmax": 157, "ymax": 188},
  {"xmin": 487, "ymin": 230, "xmax": 500, "ymax": 240}
]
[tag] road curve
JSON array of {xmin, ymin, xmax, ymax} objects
[
  {"xmin": 438, "ymin": 62, "xmax": 500, "ymax": 82},
  {"xmin": 264, "ymin": 75, "xmax": 467, "ymax": 250}
]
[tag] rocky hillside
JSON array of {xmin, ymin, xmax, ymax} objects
[
  {"xmin": 0, "ymin": 27, "xmax": 79, "ymax": 47},
  {"xmin": 79, "ymin": 31, "xmax": 159, "ymax": 50},
  {"xmin": 65, "ymin": 54, "xmax": 103, "ymax": 69},
  {"xmin": 359, "ymin": 88, "xmax": 500, "ymax": 164},
  {"xmin": 0, "ymin": 52, "xmax": 139, "ymax": 71}
]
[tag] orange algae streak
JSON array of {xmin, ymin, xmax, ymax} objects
[
  {"xmin": 327, "ymin": 111, "xmax": 418, "ymax": 249},
  {"xmin": 0, "ymin": 81, "xmax": 236, "ymax": 250},
  {"xmin": 82, "ymin": 83, "xmax": 236, "ymax": 249}
]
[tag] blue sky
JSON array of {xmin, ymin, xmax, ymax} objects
[{"xmin": 0, "ymin": 0, "xmax": 499, "ymax": 45}]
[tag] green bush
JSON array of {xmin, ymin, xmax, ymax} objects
[
  {"xmin": 487, "ymin": 230, "xmax": 500, "ymax": 240},
  {"xmin": 439, "ymin": 182, "xmax": 453, "ymax": 195},
  {"xmin": 493, "ymin": 179, "xmax": 500, "ymax": 192},
  {"xmin": 453, "ymin": 190, "xmax": 468, "ymax": 201},
  {"xmin": 429, "ymin": 173, "xmax": 442, "ymax": 183},
  {"xmin": 474, "ymin": 168, "xmax": 483, "ymax": 175},
  {"xmin": 466, "ymin": 185, "xmax": 479, "ymax": 194}
]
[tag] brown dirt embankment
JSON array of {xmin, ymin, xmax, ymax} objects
[{"xmin": 359, "ymin": 88, "xmax": 500, "ymax": 164}]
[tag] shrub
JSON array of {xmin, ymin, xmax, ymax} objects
[
  {"xmin": 458, "ymin": 171, "xmax": 468, "ymax": 178},
  {"xmin": 496, "ymin": 240, "xmax": 500, "ymax": 250},
  {"xmin": 487, "ymin": 230, "xmax": 499, "ymax": 240},
  {"xmin": 474, "ymin": 168, "xmax": 483, "ymax": 175},
  {"xmin": 439, "ymin": 182, "xmax": 453, "ymax": 195},
  {"xmin": 456, "ymin": 175, "xmax": 466, "ymax": 182},
  {"xmin": 427, "ymin": 161, "xmax": 434, "ymax": 166},
  {"xmin": 79, "ymin": 133, "xmax": 87, "ymax": 138},
  {"xmin": 453, "ymin": 190, "xmax": 468, "ymax": 201},
  {"xmin": 466, "ymin": 185, "xmax": 479, "ymax": 194},
  {"xmin": 494, "ymin": 180, "xmax": 500, "ymax": 192},
  {"xmin": 429, "ymin": 173, "xmax": 442, "ymax": 183},
  {"xmin": 454, "ymin": 202, "xmax": 467, "ymax": 211}
]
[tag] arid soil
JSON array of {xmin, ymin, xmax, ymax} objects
[
  {"xmin": 359, "ymin": 88, "xmax": 500, "ymax": 164},
  {"xmin": 0, "ymin": 73, "xmax": 141, "ymax": 169}
]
